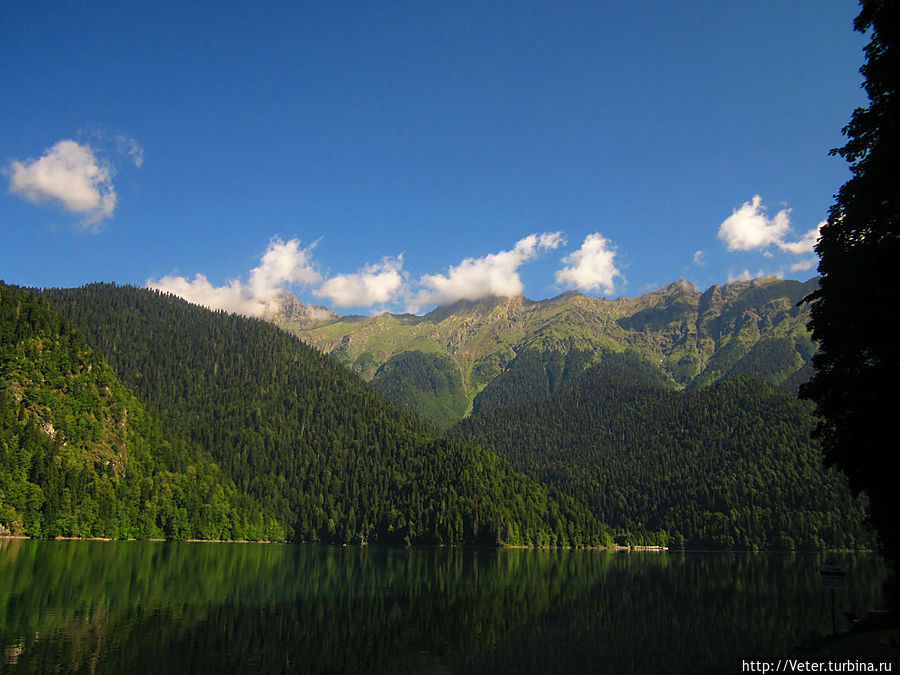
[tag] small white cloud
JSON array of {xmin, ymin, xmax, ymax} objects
[
  {"xmin": 555, "ymin": 232, "xmax": 622, "ymax": 295},
  {"xmin": 718, "ymin": 196, "xmax": 824, "ymax": 260},
  {"xmin": 307, "ymin": 306, "xmax": 337, "ymax": 322},
  {"xmin": 410, "ymin": 232, "xmax": 564, "ymax": 311},
  {"xmin": 693, "ymin": 250, "xmax": 705, "ymax": 266},
  {"xmin": 777, "ymin": 222, "xmax": 823, "ymax": 255},
  {"xmin": 6, "ymin": 140, "xmax": 117, "ymax": 227},
  {"xmin": 315, "ymin": 256, "xmax": 405, "ymax": 308},
  {"xmin": 148, "ymin": 237, "xmax": 321, "ymax": 317},
  {"xmin": 248, "ymin": 237, "xmax": 321, "ymax": 291},
  {"xmin": 727, "ymin": 267, "xmax": 783, "ymax": 283},
  {"xmin": 728, "ymin": 269, "xmax": 754, "ymax": 283},
  {"xmin": 790, "ymin": 257, "xmax": 818, "ymax": 273},
  {"xmin": 115, "ymin": 134, "xmax": 144, "ymax": 168},
  {"xmin": 717, "ymin": 195, "xmax": 791, "ymax": 252}
]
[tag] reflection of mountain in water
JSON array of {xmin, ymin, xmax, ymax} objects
[{"xmin": 0, "ymin": 540, "xmax": 888, "ymax": 674}]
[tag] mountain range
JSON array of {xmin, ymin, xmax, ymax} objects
[
  {"xmin": 277, "ymin": 277, "xmax": 818, "ymax": 428},
  {"xmin": 0, "ymin": 278, "xmax": 871, "ymax": 550}
]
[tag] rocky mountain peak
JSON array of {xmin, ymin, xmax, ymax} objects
[{"xmin": 269, "ymin": 292, "xmax": 341, "ymax": 328}]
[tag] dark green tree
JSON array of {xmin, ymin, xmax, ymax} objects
[{"xmin": 802, "ymin": 0, "xmax": 900, "ymax": 589}]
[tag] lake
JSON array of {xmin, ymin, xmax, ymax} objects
[{"xmin": 0, "ymin": 540, "xmax": 889, "ymax": 673}]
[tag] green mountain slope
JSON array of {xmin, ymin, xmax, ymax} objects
[
  {"xmin": 472, "ymin": 348, "xmax": 669, "ymax": 415},
  {"xmin": 370, "ymin": 351, "xmax": 468, "ymax": 431},
  {"xmin": 452, "ymin": 365, "xmax": 872, "ymax": 550},
  {"xmin": 43, "ymin": 284, "xmax": 608, "ymax": 547},
  {"xmin": 285, "ymin": 277, "xmax": 818, "ymax": 427},
  {"xmin": 0, "ymin": 283, "xmax": 281, "ymax": 540}
]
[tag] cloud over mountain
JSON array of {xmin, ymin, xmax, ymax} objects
[
  {"xmin": 717, "ymin": 195, "xmax": 822, "ymax": 256},
  {"xmin": 148, "ymin": 238, "xmax": 321, "ymax": 317},
  {"xmin": 410, "ymin": 232, "xmax": 564, "ymax": 312},
  {"xmin": 555, "ymin": 232, "xmax": 622, "ymax": 295},
  {"xmin": 315, "ymin": 256, "xmax": 405, "ymax": 308}
]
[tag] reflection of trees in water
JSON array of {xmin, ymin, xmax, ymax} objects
[
  {"xmin": 473, "ymin": 552, "xmax": 889, "ymax": 673},
  {"xmin": 0, "ymin": 541, "xmax": 888, "ymax": 673}
]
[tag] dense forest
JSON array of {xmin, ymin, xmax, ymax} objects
[
  {"xmin": 0, "ymin": 283, "xmax": 281, "ymax": 540},
  {"xmin": 370, "ymin": 351, "xmax": 468, "ymax": 431},
  {"xmin": 39, "ymin": 284, "xmax": 607, "ymax": 547},
  {"xmin": 1, "ymin": 280, "xmax": 872, "ymax": 550},
  {"xmin": 453, "ymin": 352, "xmax": 873, "ymax": 550},
  {"xmin": 472, "ymin": 348, "xmax": 667, "ymax": 414}
]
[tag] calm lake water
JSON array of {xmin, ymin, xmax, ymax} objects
[{"xmin": 0, "ymin": 539, "xmax": 889, "ymax": 673}]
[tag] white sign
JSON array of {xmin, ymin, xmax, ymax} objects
[{"xmin": 820, "ymin": 564, "xmax": 848, "ymax": 589}]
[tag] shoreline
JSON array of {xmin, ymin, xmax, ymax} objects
[{"xmin": 0, "ymin": 535, "xmax": 875, "ymax": 553}]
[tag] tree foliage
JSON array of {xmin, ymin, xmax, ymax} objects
[
  {"xmin": 801, "ymin": 0, "xmax": 900, "ymax": 569},
  {"xmin": 455, "ymin": 356, "xmax": 872, "ymax": 550},
  {"xmin": 0, "ymin": 283, "xmax": 281, "ymax": 540}
]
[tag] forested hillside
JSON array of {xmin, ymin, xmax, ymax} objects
[
  {"xmin": 43, "ymin": 284, "xmax": 607, "ymax": 547},
  {"xmin": 453, "ymin": 356, "xmax": 873, "ymax": 550},
  {"xmin": 371, "ymin": 351, "xmax": 469, "ymax": 431},
  {"xmin": 0, "ymin": 283, "xmax": 281, "ymax": 540},
  {"xmin": 7, "ymin": 280, "xmax": 863, "ymax": 551},
  {"xmin": 472, "ymin": 348, "xmax": 669, "ymax": 414}
]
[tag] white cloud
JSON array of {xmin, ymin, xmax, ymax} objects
[
  {"xmin": 790, "ymin": 257, "xmax": 818, "ymax": 273},
  {"xmin": 249, "ymin": 237, "xmax": 321, "ymax": 290},
  {"xmin": 728, "ymin": 269, "xmax": 754, "ymax": 283},
  {"xmin": 410, "ymin": 232, "xmax": 564, "ymax": 311},
  {"xmin": 315, "ymin": 256, "xmax": 405, "ymax": 308},
  {"xmin": 555, "ymin": 232, "xmax": 622, "ymax": 295},
  {"xmin": 115, "ymin": 134, "xmax": 145, "ymax": 168},
  {"xmin": 307, "ymin": 306, "xmax": 338, "ymax": 322},
  {"xmin": 148, "ymin": 238, "xmax": 321, "ymax": 317},
  {"xmin": 717, "ymin": 196, "xmax": 824, "ymax": 259},
  {"xmin": 693, "ymin": 250, "xmax": 705, "ymax": 266},
  {"xmin": 717, "ymin": 195, "xmax": 791, "ymax": 252},
  {"xmin": 727, "ymin": 267, "xmax": 784, "ymax": 283},
  {"xmin": 6, "ymin": 140, "xmax": 117, "ymax": 226},
  {"xmin": 777, "ymin": 222, "xmax": 823, "ymax": 255}
]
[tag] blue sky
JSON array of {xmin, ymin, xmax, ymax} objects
[{"xmin": 2, "ymin": 1, "xmax": 867, "ymax": 316}]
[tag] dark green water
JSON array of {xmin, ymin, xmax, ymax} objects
[{"xmin": 0, "ymin": 540, "xmax": 888, "ymax": 673}]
